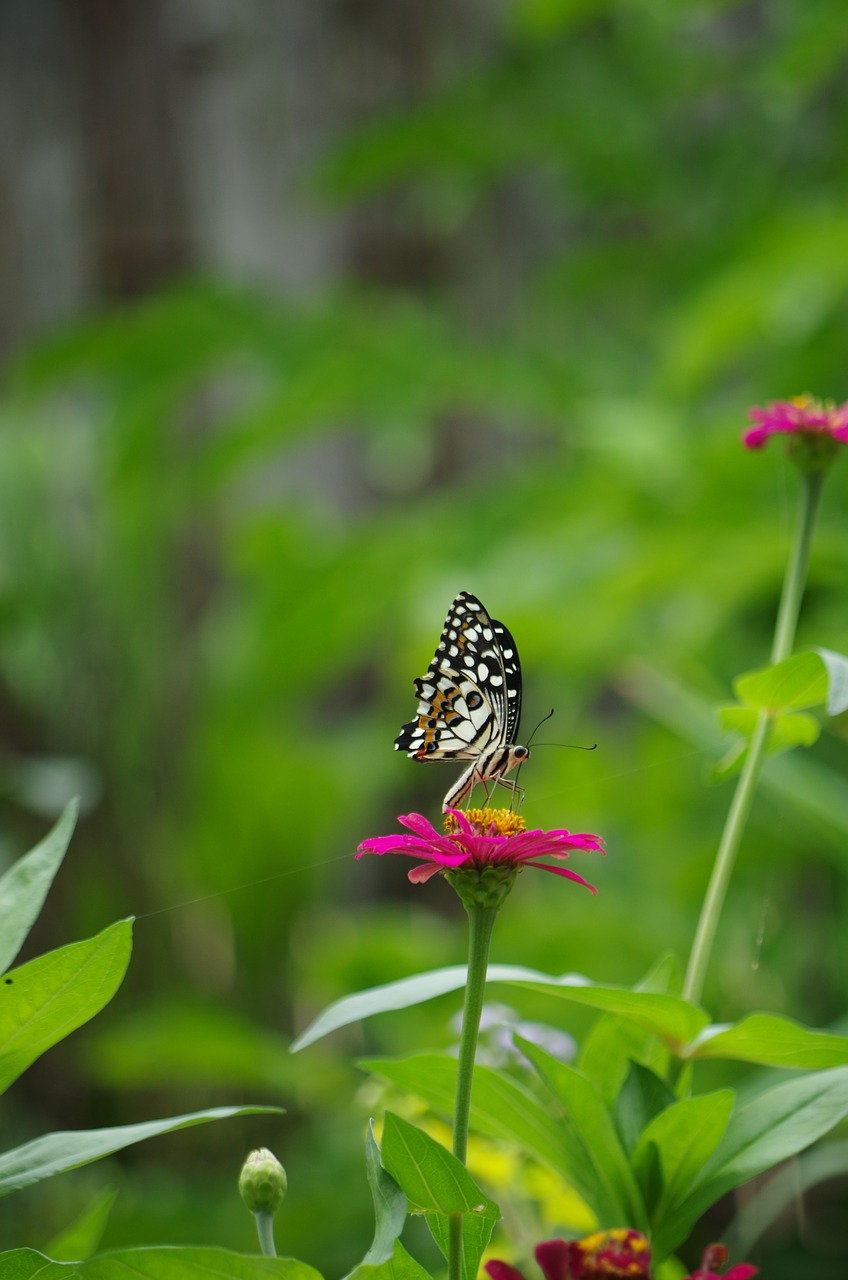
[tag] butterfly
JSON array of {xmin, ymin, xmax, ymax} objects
[{"xmin": 395, "ymin": 591, "xmax": 529, "ymax": 811}]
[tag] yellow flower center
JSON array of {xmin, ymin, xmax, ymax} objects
[{"xmin": 443, "ymin": 808, "xmax": 526, "ymax": 837}]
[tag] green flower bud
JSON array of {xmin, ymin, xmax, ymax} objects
[{"xmin": 239, "ymin": 1147, "xmax": 287, "ymax": 1217}]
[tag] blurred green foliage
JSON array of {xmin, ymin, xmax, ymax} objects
[{"xmin": 1, "ymin": 1, "xmax": 847, "ymax": 1276}]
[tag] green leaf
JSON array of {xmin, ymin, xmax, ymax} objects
[
  {"xmin": 362, "ymin": 1121, "xmax": 407, "ymax": 1266},
  {"xmin": 711, "ymin": 708, "xmax": 820, "ymax": 779},
  {"xmin": 577, "ymin": 955, "xmax": 679, "ymax": 1106},
  {"xmin": 0, "ymin": 920, "xmax": 134, "ymax": 1094},
  {"xmin": 578, "ymin": 1015, "xmax": 670, "ymax": 1109},
  {"xmin": 631, "ymin": 1090, "xmax": 734, "ymax": 1225},
  {"xmin": 689, "ymin": 1014, "xmax": 848, "ymax": 1068},
  {"xmin": 45, "ymin": 1187, "xmax": 118, "ymax": 1262},
  {"xmin": 0, "ymin": 800, "xmax": 79, "ymax": 975},
  {"xmin": 817, "ymin": 647, "xmax": 848, "ymax": 715},
  {"xmin": 654, "ymin": 1067, "xmax": 848, "ymax": 1258},
  {"xmin": 428, "ymin": 1208, "xmax": 497, "ymax": 1280},
  {"xmin": 614, "ymin": 1063, "xmax": 676, "ymax": 1157},
  {"xmin": 734, "ymin": 652, "xmax": 828, "ymax": 714},
  {"xmin": 517, "ymin": 1037, "xmax": 647, "ymax": 1229},
  {"xmin": 360, "ymin": 1053, "xmax": 580, "ymax": 1185},
  {"xmin": 291, "ymin": 966, "xmax": 471, "ymax": 1051},
  {"xmin": 296, "ymin": 965, "xmax": 707, "ymax": 1053},
  {"xmin": 380, "ymin": 1113, "xmax": 498, "ymax": 1219},
  {"xmin": 0, "ymin": 1248, "xmax": 322, "ymax": 1279},
  {"xmin": 346, "ymin": 1240, "xmax": 433, "ymax": 1280},
  {"xmin": 0, "ymin": 1106, "xmax": 282, "ymax": 1197}
]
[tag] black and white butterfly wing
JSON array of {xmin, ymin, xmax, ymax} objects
[{"xmin": 394, "ymin": 591, "xmax": 522, "ymax": 764}]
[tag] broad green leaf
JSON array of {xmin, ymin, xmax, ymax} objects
[
  {"xmin": 0, "ymin": 800, "xmax": 79, "ymax": 974},
  {"xmin": 631, "ymin": 1090, "xmax": 734, "ymax": 1225},
  {"xmin": 360, "ymin": 1053, "xmax": 581, "ymax": 1184},
  {"xmin": 577, "ymin": 955, "xmax": 679, "ymax": 1107},
  {"xmin": 517, "ymin": 1038, "xmax": 646, "ymax": 1229},
  {"xmin": 45, "ymin": 1187, "xmax": 118, "ymax": 1262},
  {"xmin": 578, "ymin": 1015, "xmax": 670, "ymax": 1109},
  {"xmin": 711, "ymin": 708, "xmax": 820, "ymax": 780},
  {"xmin": 291, "ymin": 966, "xmax": 471, "ymax": 1050},
  {"xmin": 817, "ymin": 647, "xmax": 848, "ymax": 715},
  {"xmin": 380, "ymin": 1113, "xmax": 497, "ymax": 1219},
  {"xmin": 0, "ymin": 1106, "xmax": 282, "ymax": 1197},
  {"xmin": 654, "ymin": 1067, "xmax": 848, "ymax": 1258},
  {"xmin": 297, "ymin": 966, "xmax": 707, "ymax": 1053},
  {"xmin": 717, "ymin": 706, "xmax": 819, "ymax": 750},
  {"xmin": 689, "ymin": 1014, "xmax": 848, "ymax": 1068},
  {"xmin": 362, "ymin": 1121, "xmax": 407, "ymax": 1266},
  {"xmin": 734, "ymin": 652, "xmax": 827, "ymax": 714},
  {"xmin": 0, "ymin": 1248, "xmax": 322, "ymax": 1279},
  {"xmin": 614, "ymin": 1063, "xmax": 676, "ymax": 1157},
  {"xmin": 346, "ymin": 1240, "xmax": 432, "ymax": 1280},
  {"xmin": 0, "ymin": 920, "xmax": 133, "ymax": 1094}
]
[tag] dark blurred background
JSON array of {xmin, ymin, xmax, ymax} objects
[{"xmin": 1, "ymin": 1, "xmax": 847, "ymax": 1276}]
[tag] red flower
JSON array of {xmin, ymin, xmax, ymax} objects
[
  {"xmin": 486, "ymin": 1230, "xmax": 651, "ymax": 1280},
  {"xmin": 683, "ymin": 1243, "xmax": 757, "ymax": 1280},
  {"xmin": 357, "ymin": 807, "xmax": 603, "ymax": 890},
  {"xmin": 743, "ymin": 394, "xmax": 848, "ymax": 450}
]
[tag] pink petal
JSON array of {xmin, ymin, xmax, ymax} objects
[
  {"xmin": 524, "ymin": 861, "xmax": 597, "ymax": 892},
  {"xmin": 408, "ymin": 862, "xmax": 444, "ymax": 883},
  {"xmin": 485, "ymin": 1263, "xmax": 526, "ymax": 1280}
]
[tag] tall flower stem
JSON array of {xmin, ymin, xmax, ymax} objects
[
  {"xmin": 449, "ymin": 901, "xmax": 499, "ymax": 1280},
  {"xmin": 683, "ymin": 470, "xmax": 824, "ymax": 1006}
]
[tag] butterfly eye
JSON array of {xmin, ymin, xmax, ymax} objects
[{"xmin": 514, "ymin": 746, "xmax": 529, "ymax": 760}]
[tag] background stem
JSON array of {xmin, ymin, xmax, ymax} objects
[{"xmin": 683, "ymin": 469, "xmax": 824, "ymax": 1006}]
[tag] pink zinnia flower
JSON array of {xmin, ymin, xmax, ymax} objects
[
  {"xmin": 356, "ymin": 807, "xmax": 602, "ymax": 890},
  {"xmin": 486, "ymin": 1230, "xmax": 651, "ymax": 1280},
  {"xmin": 683, "ymin": 1243, "xmax": 757, "ymax": 1280},
  {"xmin": 743, "ymin": 394, "xmax": 848, "ymax": 450}
]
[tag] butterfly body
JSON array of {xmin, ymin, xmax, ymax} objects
[{"xmin": 395, "ymin": 591, "xmax": 529, "ymax": 811}]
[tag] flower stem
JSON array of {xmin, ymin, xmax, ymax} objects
[
  {"xmin": 449, "ymin": 902, "xmax": 498, "ymax": 1280},
  {"xmin": 683, "ymin": 469, "xmax": 824, "ymax": 1006},
  {"xmin": 254, "ymin": 1210, "xmax": 277, "ymax": 1257}
]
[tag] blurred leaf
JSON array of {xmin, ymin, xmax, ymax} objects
[
  {"xmin": 362, "ymin": 1122, "xmax": 407, "ymax": 1267},
  {"xmin": 44, "ymin": 1188, "xmax": 118, "ymax": 1262},
  {"xmin": 614, "ymin": 1063, "xmax": 677, "ymax": 1158},
  {"xmin": 517, "ymin": 1037, "xmax": 647, "ymax": 1229},
  {"xmin": 655, "ymin": 1067, "xmax": 848, "ymax": 1258},
  {"xmin": 734, "ymin": 652, "xmax": 828, "ymax": 713},
  {"xmin": 711, "ymin": 707, "xmax": 820, "ymax": 780},
  {"xmin": 0, "ymin": 799, "xmax": 79, "ymax": 974},
  {"xmin": 631, "ymin": 1090, "xmax": 734, "ymax": 1226},
  {"xmin": 0, "ymin": 920, "xmax": 133, "ymax": 1094},
  {"xmin": 817, "ymin": 647, "xmax": 848, "ymax": 715},
  {"xmin": 727, "ymin": 1139, "xmax": 848, "ymax": 1256},
  {"xmin": 0, "ymin": 1248, "xmax": 322, "ymax": 1279},
  {"xmin": 689, "ymin": 1013, "xmax": 848, "ymax": 1068},
  {"xmin": 294, "ymin": 966, "xmax": 707, "ymax": 1053},
  {"xmin": 0, "ymin": 1106, "xmax": 282, "ymax": 1197}
]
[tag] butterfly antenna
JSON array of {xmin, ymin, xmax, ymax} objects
[{"xmin": 525, "ymin": 707, "xmax": 555, "ymax": 748}]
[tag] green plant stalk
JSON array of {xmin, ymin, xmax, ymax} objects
[
  {"xmin": 254, "ymin": 1210, "xmax": 277, "ymax": 1257},
  {"xmin": 448, "ymin": 902, "xmax": 498, "ymax": 1280},
  {"xmin": 683, "ymin": 469, "xmax": 824, "ymax": 1006}
]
